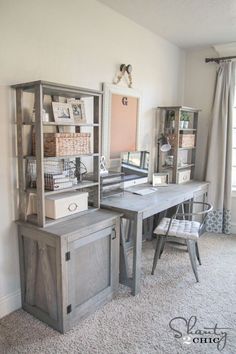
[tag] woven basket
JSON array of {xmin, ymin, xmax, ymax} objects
[{"xmin": 32, "ymin": 133, "xmax": 91, "ymax": 157}]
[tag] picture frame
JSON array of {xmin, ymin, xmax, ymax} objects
[
  {"xmin": 152, "ymin": 172, "xmax": 169, "ymax": 187},
  {"xmin": 52, "ymin": 102, "xmax": 74, "ymax": 123},
  {"xmin": 67, "ymin": 99, "xmax": 86, "ymax": 123}
]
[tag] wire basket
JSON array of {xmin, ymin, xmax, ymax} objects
[{"xmin": 26, "ymin": 159, "xmax": 88, "ymax": 190}]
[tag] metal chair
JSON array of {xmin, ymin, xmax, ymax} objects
[{"xmin": 151, "ymin": 201, "xmax": 213, "ymax": 282}]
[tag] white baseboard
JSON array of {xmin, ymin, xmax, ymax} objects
[{"xmin": 0, "ymin": 289, "xmax": 21, "ymax": 318}]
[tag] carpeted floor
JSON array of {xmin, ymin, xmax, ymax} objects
[{"xmin": 0, "ymin": 233, "xmax": 236, "ymax": 354}]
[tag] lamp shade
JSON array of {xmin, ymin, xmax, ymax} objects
[
  {"xmin": 160, "ymin": 143, "xmax": 171, "ymax": 152},
  {"xmin": 158, "ymin": 135, "xmax": 172, "ymax": 152}
]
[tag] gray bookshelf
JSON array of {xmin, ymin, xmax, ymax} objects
[
  {"xmin": 13, "ymin": 80, "xmax": 102, "ymax": 227},
  {"xmin": 156, "ymin": 106, "xmax": 200, "ymax": 183}
]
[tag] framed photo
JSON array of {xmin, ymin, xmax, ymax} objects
[
  {"xmin": 52, "ymin": 102, "xmax": 74, "ymax": 123},
  {"xmin": 152, "ymin": 172, "xmax": 169, "ymax": 187},
  {"xmin": 67, "ymin": 99, "xmax": 86, "ymax": 123}
]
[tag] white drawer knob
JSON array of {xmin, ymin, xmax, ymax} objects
[{"xmin": 68, "ymin": 202, "xmax": 78, "ymax": 212}]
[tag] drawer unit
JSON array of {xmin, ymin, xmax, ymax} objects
[
  {"xmin": 31, "ymin": 191, "xmax": 88, "ymax": 219},
  {"xmin": 45, "ymin": 191, "xmax": 88, "ymax": 219},
  {"xmin": 177, "ymin": 169, "xmax": 191, "ymax": 184}
]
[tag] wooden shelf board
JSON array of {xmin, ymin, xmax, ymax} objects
[
  {"xmin": 177, "ymin": 164, "xmax": 195, "ymax": 170},
  {"xmin": 12, "ymin": 80, "xmax": 103, "ymax": 97},
  {"xmin": 158, "ymin": 106, "xmax": 201, "ymax": 112},
  {"xmin": 24, "ymin": 153, "xmax": 99, "ymax": 160},
  {"xmin": 179, "ymin": 128, "xmax": 197, "ymax": 132},
  {"xmin": 179, "ymin": 147, "xmax": 196, "ymax": 151},
  {"xmin": 21, "ymin": 122, "xmax": 99, "ymax": 127},
  {"xmin": 27, "ymin": 206, "xmax": 99, "ymax": 227},
  {"xmin": 26, "ymin": 181, "xmax": 99, "ymax": 195}
]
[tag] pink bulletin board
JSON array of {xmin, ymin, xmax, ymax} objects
[{"xmin": 110, "ymin": 94, "xmax": 138, "ymax": 159}]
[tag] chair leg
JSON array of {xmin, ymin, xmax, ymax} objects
[
  {"xmin": 186, "ymin": 240, "xmax": 199, "ymax": 282},
  {"xmin": 152, "ymin": 236, "xmax": 165, "ymax": 275},
  {"xmin": 195, "ymin": 241, "xmax": 201, "ymax": 265},
  {"xmin": 159, "ymin": 236, "xmax": 167, "ymax": 259}
]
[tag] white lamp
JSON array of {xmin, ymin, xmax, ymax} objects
[{"xmin": 159, "ymin": 136, "xmax": 171, "ymax": 152}]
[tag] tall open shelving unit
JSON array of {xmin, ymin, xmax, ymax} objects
[
  {"xmin": 13, "ymin": 81, "xmax": 121, "ymax": 332},
  {"xmin": 13, "ymin": 80, "xmax": 101, "ymax": 227},
  {"xmin": 156, "ymin": 106, "xmax": 200, "ymax": 183}
]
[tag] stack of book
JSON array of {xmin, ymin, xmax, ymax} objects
[{"xmin": 44, "ymin": 173, "xmax": 75, "ymax": 191}]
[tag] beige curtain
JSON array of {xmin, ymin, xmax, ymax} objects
[{"xmin": 205, "ymin": 61, "xmax": 235, "ymax": 234}]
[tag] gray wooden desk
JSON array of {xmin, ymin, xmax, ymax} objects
[{"xmin": 101, "ymin": 181, "xmax": 209, "ymax": 295}]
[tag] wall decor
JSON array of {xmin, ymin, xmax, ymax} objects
[
  {"xmin": 113, "ymin": 64, "xmax": 133, "ymax": 88},
  {"xmin": 102, "ymin": 83, "xmax": 141, "ymax": 169},
  {"xmin": 67, "ymin": 98, "xmax": 86, "ymax": 123},
  {"xmin": 152, "ymin": 172, "xmax": 169, "ymax": 187},
  {"xmin": 52, "ymin": 102, "xmax": 74, "ymax": 123}
]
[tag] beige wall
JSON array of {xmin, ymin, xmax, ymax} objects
[
  {"xmin": 184, "ymin": 47, "xmax": 217, "ymax": 180},
  {"xmin": 0, "ymin": 0, "xmax": 185, "ymax": 316}
]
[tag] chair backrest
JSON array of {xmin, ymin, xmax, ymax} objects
[{"xmin": 174, "ymin": 201, "xmax": 213, "ymax": 235}]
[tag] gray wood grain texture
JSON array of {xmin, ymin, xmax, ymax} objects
[
  {"xmin": 25, "ymin": 238, "xmax": 37, "ymax": 305},
  {"xmin": 12, "ymin": 80, "xmax": 103, "ymax": 97},
  {"xmin": 35, "ymin": 84, "xmax": 45, "ymax": 227},
  {"xmin": 18, "ymin": 211, "xmax": 120, "ymax": 333},
  {"xmin": 38, "ymin": 240, "xmax": 58, "ymax": 320},
  {"xmin": 43, "ymin": 209, "xmax": 122, "ymax": 238},
  {"xmin": 16, "ymin": 88, "xmax": 26, "ymax": 220},
  {"xmin": 101, "ymin": 181, "xmax": 209, "ymax": 295},
  {"xmin": 101, "ymin": 182, "xmax": 208, "ymax": 216}
]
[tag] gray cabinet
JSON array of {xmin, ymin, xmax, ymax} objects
[{"xmin": 18, "ymin": 210, "xmax": 120, "ymax": 333}]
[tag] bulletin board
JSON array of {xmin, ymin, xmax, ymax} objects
[
  {"xmin": 102, "ymin": 83, "xmax": 141, "ymax": 168},
  {"xmin": 110, "ymin": 94, "xmax": 138, "ymax": 158}
]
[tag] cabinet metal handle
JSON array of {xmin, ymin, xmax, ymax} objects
[
  {"xmin": 111, "ymin": 228, "xmax": 116, "ymax": 240},
  {"xmin": 68, "ymin": 202, "xmax": 78, "ymax": 212}
]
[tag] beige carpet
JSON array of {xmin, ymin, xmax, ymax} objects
[{"xmin": 0, "ymin": 234, "xmax": 236, "ymax": 354}]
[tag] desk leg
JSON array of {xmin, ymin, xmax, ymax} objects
[
  {"xmin": 132, "ymin": 213, "xmax": 143, "ymax": 296},
  {"xmin": 119, "ymin": 218, "xmax": 130, "ymax": 285}
]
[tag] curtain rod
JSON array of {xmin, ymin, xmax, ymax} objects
[{"xmin": 205, "ymin": 55, "xmax": 236, "ymax": 63}]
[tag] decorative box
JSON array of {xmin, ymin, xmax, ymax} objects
[
  {"xmin": 32, "ymin": 132, "xmax": 91, "ymax": 157},
  {"xmin": 179, "ymin": 134, "xmax": 195, "ymax": 148},
  {"xmin": 177, "ymin": 169, "xmax": 191, "ymax": 184},
  {"xmin": 31, "ymin": 191, "xmax": 88, "ymax": 219}
]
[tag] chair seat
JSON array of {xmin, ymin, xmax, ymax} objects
[{"xmin": 154, "ymin": 217, "xmax": 201, "ymax": 240}]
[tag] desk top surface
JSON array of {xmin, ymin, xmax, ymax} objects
[{"xmin": 101, "ymin": 181, "xmax": 209, "ymax": 216}]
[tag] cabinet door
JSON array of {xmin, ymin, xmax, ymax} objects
[{"xmin": 67, "ymin": 225, "xmax": 119, "ymax": 325}]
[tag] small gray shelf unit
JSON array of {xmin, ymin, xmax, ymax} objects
[{"xmin": 157, "ymin": 105, "xmax": 200, "ymax": 183}]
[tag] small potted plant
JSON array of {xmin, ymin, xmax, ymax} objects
[{"xmin": 180, "ymin": 112, "xmax": 190, "ymax": 129}]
